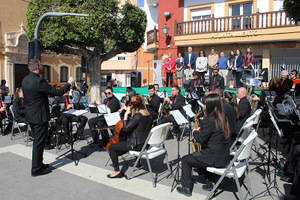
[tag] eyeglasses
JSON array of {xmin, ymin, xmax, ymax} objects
[{"xmin": 104, "ymin": 92, "xmax": 112, "ymax": 95}]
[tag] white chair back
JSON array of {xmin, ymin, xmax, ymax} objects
[
  {"xmin": 147, "ymin": 123, "xmax": 172, "ymax": 147},
  {"xmin": 253, "ymin": 109, "xmax": 262, "ymax": 125},
  {"xmin": 9, "ymin": 105, "xmax": 16, "ymax": 119},
  {"xmin": 237, "ymin": 130, "xmax": 257, "ymax": 161}
]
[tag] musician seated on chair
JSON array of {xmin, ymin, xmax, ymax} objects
[
  {"xmin": 88, "ymin": 86, "xmax": 120, "ymax": 146},
  {"xmin": 146, "ymin": 85, "xmax": 161, "ymax": 120},
  {"xmin": 177, "ymin": 94, "xmax": 231, "ymax": 197},
  {"xmin": 57, "ymin": 92, "xmax": 88, "ymax": 140},
  {"xmin": 237, "ymin": 87, "xmax": 251, "ymax": 132},
  {"xmin": 12, "ymin": 88, "xmax": 28, "ymax": 124},
  {"xmin": 0, "ymin": 89, "xmax": 12, "ymax": 135},
  {"xmin": 157, "ymin": 85, "xmax": 186, "ymax": 136},
  {"xmin": 187, "ymin": 71, "xmax": 203, "ymax": 94},
  {"xmin": 209, "ymin": 67, "xmax": 225, "ymax": 91},
  {"xmin": 107, "ymin": 94, "xmax": 153, "ymax": 179}
]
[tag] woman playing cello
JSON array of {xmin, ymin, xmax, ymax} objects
[{"xmin": 107, "ymin": 94, "xmax": 153, "ymax": 178}]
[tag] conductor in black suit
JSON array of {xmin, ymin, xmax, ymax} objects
[{"xmin": 22, "ymin": 59, "xmax": 72, "ymax": 177}]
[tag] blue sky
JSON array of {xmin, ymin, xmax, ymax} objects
[{"xmin": 138, "ymin": 0, "xmax": 144, "ymax": 7}]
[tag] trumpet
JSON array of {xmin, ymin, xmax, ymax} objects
[{"xmin": 189, "ymin": 111, "xmax": 203, "ymax": 153}]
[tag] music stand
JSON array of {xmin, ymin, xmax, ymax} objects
[
  {"xmin": 169, "ymin": 110, "xmax": 189, "ymax": 192},
  {"xmin": 56, "ymin": 109, "xmax": 88, "ymax": 165},
  {"xmin": 251, "ymin": 102, "xmax": 285, "ymax": 199}
]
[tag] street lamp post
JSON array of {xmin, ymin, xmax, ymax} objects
[{"xmin": 33, "ymin": 12, "xmax": 89, "ymax": 59}]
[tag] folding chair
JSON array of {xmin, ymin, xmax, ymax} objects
[
  {"xmin": 9, "ymin": 106, "xmax": 31, "ymax": 145},
  {"xmin": 127, "ymin": 122, "xmax": 172, "ymax": 187},
  {"xmin": 230, "ymin": 119, "xmax": 254, "ymax": 154},
  {"xmin": 205, "ymin": 130, "xmax": 258, "ymax": 200}
]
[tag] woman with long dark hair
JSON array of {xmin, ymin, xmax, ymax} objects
[
  {"xmin": 224, "ymin": 91, "xmax": 239, "ymax": 119},
  {"xmin": 107, "ymin": 94, "xmax": 153, "ymax": 178},
  {"xmin": 13, "ymin": 88, "xmax": 27, "ymax": 124},
  {"xmin": 234, "ymin": 49, "xmax": 244, "ymax": 88},
  {"xmin": 177, "ymin": 94, "xmax": 231, "ymax": 196},
  {"xmin": 227, "ymin": 50, "xmax": 236, "ymax": 88}
]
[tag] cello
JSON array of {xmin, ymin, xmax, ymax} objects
[{"xmin": 105, "ymin": 119, "xmax": 126, "ymax": 152}]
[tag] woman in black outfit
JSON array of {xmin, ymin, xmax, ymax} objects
[
  {"xmin": 177, "ymin": 94, "xmax": 231, "ymax": 196},
  {"xmin": 13, "ymin": 88, "xmax": 27, "ymax": 123},
  {"xmin": 107, "ymin": 94, "xmax": 153, "ymax": 178}
]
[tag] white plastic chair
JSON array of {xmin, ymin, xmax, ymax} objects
[
  {"xmin": 127, "ymin": 122, "xmax": 172, "ymax": 187},
  {"xmin": 9, "ymin": 105, "xmax": 30, "ymax": 145},
  {"xmin": 205, "ymin": 130, "xmax": 258, "ymax": 200}
]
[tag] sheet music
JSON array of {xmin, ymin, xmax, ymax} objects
[
  {"xmin": 183, "ymin": 104, "xmax": 195, "ymax": 118},
  {"xmin": 97, "ymin": 104, "xmax": 111, "ymax": 114},
  {"xmin": 4, "ymin": 96, "xmax": 12, "ymax": 104},
  {"xmin": 104, "ymin": 112, "xmax": 121, "ymax": 126},
  {"xmin": 170, "ymin": 110, "xmax": 188, "ymax": 125},
  {"xmin": 63, "ymin": 109, "xmax": 88, "ymax": 116}
]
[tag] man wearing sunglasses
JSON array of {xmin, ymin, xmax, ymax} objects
[{"xmin": 88, "ymin": 87, "xmax": 120, "ymax": 147}]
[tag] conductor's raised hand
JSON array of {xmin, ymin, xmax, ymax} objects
[{"xmin": 68, "ymin": 77, "xmax": 74, "ymax": 85}]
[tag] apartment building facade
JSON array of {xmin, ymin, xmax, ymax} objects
[{"xmin": 145, "ymin": 0, "xmax": 300, "ymax": 84}]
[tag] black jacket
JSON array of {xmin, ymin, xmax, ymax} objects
[
  {"xmin": 103, "ymin": 95, "xmax": 120, "ymax": 113},
  {"xmin": 170, "ymin": 94, "xmax": 185, "ymax": 110},
  {"xmin": 209, "ymin": 74, "xmax": 225, "ymax": 91},
  {"xmin": 223, "ymin": 100, "xmax": 237, "ymax": 139},
  {"xmin": 238, "ymin": 97, "xmax": 251, "ymax": 130},
  {"xmin": 187, "ymin": 78, "xmax": 204, "ymax": 93},
  {"xmin": 279, "ymin": 79, "xmax": 293, "ymax": 96},
  {"xmin": 193, "ymin": 116, "xmax": 231, "ymax": 167},
  {"xmin": 147, "ymin": 94, "xmax": 161, "ymax": 119},
  {"xmin": 123, "ymin": 113, "xmax": 153, "ymax": 148},
  {"xmin": 22, "ymin": 72, "xmax": 70, "ymax": 125},
  {"xmin": 13, "ymin": 97, "xmax": 26, "ymax": 123}
]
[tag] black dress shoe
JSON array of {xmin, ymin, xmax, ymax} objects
[
  {"xmin": 41, "ymin": 163, "xmax": 50, "ymax": 169},
  {"xmin": 176, "ymin": 186, "xmax": 192, "ymax": 197},
  {"xmin": 280, "ymin": 175, "xmax": 292, "ymax": 183},
  {"xmin": 31, "ymin": 169, "xmax": 52, "ymax": 177},
  {"xmin": 202, "ymin": 181, "xmax": 214, "ymax": 191},
  {"xmin": 107, "ymin": 172, "xmax": 125, "ymax": 179}
]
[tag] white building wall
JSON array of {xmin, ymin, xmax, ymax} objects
[
  {"xmin": 273, "ymin": 0, "xmax": 284, "ymax": 11},
  {"xmin": 214, "ymin": 2, "xmax": 225, "ymax": 18},
  {"xmin": 257, "ymin": 0, "xmax": 269, "ymax": 12},
  {"xmin": 141, "ymin": 0, "xmax": 158, "ymax": 48}
]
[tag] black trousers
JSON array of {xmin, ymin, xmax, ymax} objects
[
  {"xmin": 30, "ymin": 122, "xmax": 48, "ymax": 173},
  {"xmin": 166, "ymin": 72, "xmax": 173, "ymax": 87},
  {"xmin": 60, "ymin": 113, "xmax": 88, "ymax": 136},
  {"xmin": 88, "ymin": 116, "xmax": 109, "ymax": 144},
  {"xmin": 181, "ymin": 154, "xmax": 210, "ymax": 189},
  {"xmin": 198, "ymin": 71, "xmax": 206, "ymax": 83},
  {"xmin": 108, "ymin": 141, "xmax": 143, "ymax": 172}
]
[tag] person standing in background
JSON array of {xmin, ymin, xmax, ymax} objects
[
  {"xmin": 22, "ymin": 59, "xmax": 72, "ymax": 177},
  {"xmin": 195, "ymin": 50, "xmax": 207, "ymax": 83},
  {"xmin": 164, "ymin": 52, "xmax": 176, "ymax": 87},
  {"xmin": 184, "ymin": 46, "xmax": 196, "ymax": 70},
  {"xmin": 290, "ymin": 69, "xmax": 300, "ymax": 89},
  {"xmin": 234, "ymin": 49, "xmax": 244, "ymax": 88},
  {"xmin": 207, "ymin": 48, "xmax": 219, "ymax": 82},
  {"xmin": 227, "ymin": 50, "xmax": 236, "ymax": 88},
  {"xmin": 175, "ymin": 52, "xmax": 184, "ymax": 87},
  {"xmin": 0, "ymin": 80, "xmax": 9, "ymax": 99},
  {"xmin": 218, "ymin": 52, "xmax": 228, "ymax": 87},
  {"xmin": 243, "ymin": 47, "xmax": 254, "ymax": 78}
]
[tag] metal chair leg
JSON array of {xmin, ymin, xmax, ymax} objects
[
  {"xmin": 233, "ymin": 168, "xmax": 244, "ymax": 200},
  {"xmin": 145, "ymin": 155, "xmax": 156, "ymax": 188}
]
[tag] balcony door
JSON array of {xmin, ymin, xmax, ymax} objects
[
  {"xmin": 190, "ymin": 8, "xmax": 211, "ymax": 33},
  {"xmin": 230, "ymin": 3, "xmax": 253, "ymax": 30}
]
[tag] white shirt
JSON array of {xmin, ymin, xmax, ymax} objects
[
  {"xmin": 196, "ymin": 57, "xmax": 208, "ymax": 72},
  {"xmin": 188, "ymin": 53, "xmax": 191, "ymax": 64}
]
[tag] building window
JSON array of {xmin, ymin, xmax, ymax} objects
[
  {"xmin": 75, "ymin": 67, "xmax": 82, "ymax": 82},
  {"xmin": 42, "ymin": 65, "xmax": 51, "ymax": 82},
  {"xmin": 60, "ymin": 66, "xmax": 69, "ymax": 82},
  {"xmin": 191, "ymin": 8, "xmax": 211, "ymax": 21},
  {"xmin": 230, "ymin": 3, "xmax": 253, "ymax": 30}
]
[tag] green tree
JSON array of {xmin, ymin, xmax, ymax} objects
[
  {"xmin": 284, "ymin": 0, "xmax": 300, "ymax": 23},
  {"xmin": 26, "ymin": 0, "xmax": 147, "ymax": 101}
]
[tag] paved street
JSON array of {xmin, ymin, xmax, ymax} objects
[{"xmin": 0, "ymin": 113, "xmax": 292, "ymax": 200}]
